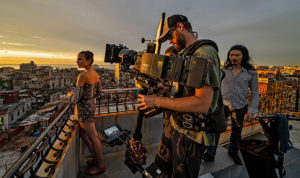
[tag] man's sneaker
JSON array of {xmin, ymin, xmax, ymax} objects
[
  {"xmin": 203, "ymin": 153, "xmax": 215, "ymax": 162},
  {"xmin": 228, "ymin": 150, "xmax": 243, "ymax": 165}
]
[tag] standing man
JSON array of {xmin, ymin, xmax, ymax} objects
[
  {"xmin": 203, "ymin": 44, "xmax": 259, "ymax": 165},
  {"xmin": 137, "ymin": 14, "xmax": 222, "ymax": 177}
]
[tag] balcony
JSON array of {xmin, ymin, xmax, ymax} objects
[{"xmin": 2, "ymin": 88, "xmax": 300, "ymax": 178}]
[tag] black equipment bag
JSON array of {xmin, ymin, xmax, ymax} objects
[
  {"xmin": 239, "ymin": 139, "xmax": 278, "ymax": 178},
  {"xmin": 240, "ymin": 115, "xmax": 292, "ymax": 178}
]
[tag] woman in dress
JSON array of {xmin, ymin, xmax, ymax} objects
[{"xmin": 70, "ymin": 51, "xmax": 105, "ymax": 175}]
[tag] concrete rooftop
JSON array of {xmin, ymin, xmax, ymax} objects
[{"xmin": 77, "ymin": 117, "xmax": 300, "ymax": 178}]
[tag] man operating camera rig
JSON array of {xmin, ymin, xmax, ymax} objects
[{"xmin": 137, "ymin": 14, "xmax": 222, "ymax": 178}]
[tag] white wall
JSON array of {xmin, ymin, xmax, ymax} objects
[{"xmin": 7, "ymin": 98, "xmax": 32, "ymax": 129}]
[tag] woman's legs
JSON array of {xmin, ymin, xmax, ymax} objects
[
  {"xmin": 79, "ymin": 124, "xmax": 96, "ymax": 158},
  {"xmin": 80, "ymin": 122, "xmax": 105, "ymax": 169}
]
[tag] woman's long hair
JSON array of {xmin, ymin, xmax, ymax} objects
[{"xmin": 224, "ymin": 45, "xmax": 254, "ymax": 69}]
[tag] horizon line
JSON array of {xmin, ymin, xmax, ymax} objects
[{"xmin": 0, "ymin": 63, "xmax": 112, "ymax": 65}]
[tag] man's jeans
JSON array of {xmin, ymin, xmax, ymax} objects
[{"xmin": 205, "ymin": 106, "xmax": 248, "ymax": 156}]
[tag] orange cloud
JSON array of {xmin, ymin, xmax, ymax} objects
[
  {"xmin": 0, "ymin": 50, "xmax": 74, "ymax": 59},
  {"xmin": 0, "ymin": 56, "xmax": 74, "ymax": 65},
  {"xmin": 1, "ymin": 42, "xmax": 34, "ymax": 46}
]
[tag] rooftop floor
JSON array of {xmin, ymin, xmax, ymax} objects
[
  {"xmin": 78, "ymin": 143, "xmax": 250, "ymax": 178},
  {"xmin": 78, "ymin": 119, "xmax": 300, "ymax": 178}
]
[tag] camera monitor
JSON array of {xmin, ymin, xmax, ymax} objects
[{"xmin": 102, "ymin": 124, "xmax": 124, "ymax": 142}]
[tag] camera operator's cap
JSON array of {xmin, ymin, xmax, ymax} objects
[{"xmin": 159, "ymin": 14, "xmax": 188, "ymax": 42}]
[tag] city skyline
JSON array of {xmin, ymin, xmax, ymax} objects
[{"xmin": 1, "ymin": 0, "xmax": 300, "ymax": 66}]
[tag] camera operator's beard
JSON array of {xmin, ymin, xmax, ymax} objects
[{"xmin": 174, "ymin": 32, "xmax": 186, "ymax": 51}]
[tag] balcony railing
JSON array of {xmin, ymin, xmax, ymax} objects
[
  {"xmin": 258, "ymin": 81, "xmax": 299, "ymax": 113},
  {"xmin": 2, "ymin": 88, "xmax": 142, "ymax": 178},
  {"xmin": 3, "ymin": 103, "xmax": 77, "ymax": 178},
  {"xmin": 96, "ymin": 88, "xmax": 140, "ymax": 114}
]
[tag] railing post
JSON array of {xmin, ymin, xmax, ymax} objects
[
  {"xmin": 296, "ymin": 89, "xmax": 299, "ymax": 112},
  {"xmin": 115, "ymin": 115, "xmax": 118, "ymax": 124},
  {"xmin": 107, "ymin": 93, "xmax": 110, "ymax": 113},
  {"xmin": 124, "ymin": 90, "xmax": 128, "ymax": 111},
  {"xmin": 101, "ymin": 117, "xmax": 104, "ymax": 131},
  {"xmin": 116, "ymin": 94, "xmax": 119, "ymax": 113}
]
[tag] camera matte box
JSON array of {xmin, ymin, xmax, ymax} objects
[{"xmin": 139, "ymin": 53, "xmax": 167, "ymax": 79}]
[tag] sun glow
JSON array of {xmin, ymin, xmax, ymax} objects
[{"xmin": 0, "ymin": 50, "xmax": 73, "ymax": 59}]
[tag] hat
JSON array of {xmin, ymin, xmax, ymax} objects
[{"xmin": 159, "ymin": 14, "xmax": 189, "ymax": 42}]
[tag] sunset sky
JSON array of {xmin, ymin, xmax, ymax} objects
[{"xmin": 0, "ymin": 0, "xmax": 299, "ymax": 66}]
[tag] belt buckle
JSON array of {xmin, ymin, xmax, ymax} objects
[{"xmin": 182, "ymin": 114, "xmax": 193, "ymax": 129}]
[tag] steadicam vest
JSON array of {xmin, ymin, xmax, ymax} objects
[{"xmin": 172, "ymin": 39, "xmax": 227, "ymax": 133}]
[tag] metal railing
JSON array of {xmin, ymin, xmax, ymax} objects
[
  {"xmin": 97, "ymin": 82, "xmax": 300, "ymax": 115},
  {"xmin": 96, "ymin": 88, "xmax": 140, "ymax": 114},
  {"xmin": 258, "ymin": 81, "xmax": 299, "ymax": 114},
  {"xmin": 3, "ymin": 88, "xmax": 141, "ymax": 177},
  {"xmin": 3, "ymin": 103, "xmax": 77, "ymax": 178}
]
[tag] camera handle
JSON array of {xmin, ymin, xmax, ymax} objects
[
  {"xmin": 126, "ymin": 79, "xmax": 167, "ymax": 177},
  {"xmin": 132, "ymin": 82, "xmax": 164, "ymax": 139},
  {"xmin": 124, "ymin": 87, "xmax": 148, "ymax": 171},
  {"xmin": 133, "ymin": 87, "xmax": 148, "ymax": 140}
]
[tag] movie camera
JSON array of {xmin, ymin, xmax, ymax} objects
[{"xmin": 104, "ymin": 43, "xmax": 210, "ymax": 90}]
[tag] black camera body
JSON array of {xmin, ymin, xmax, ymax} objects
[{"xmin": 105, "ymin": 44, "xmax": 210, "ymax": 89}]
